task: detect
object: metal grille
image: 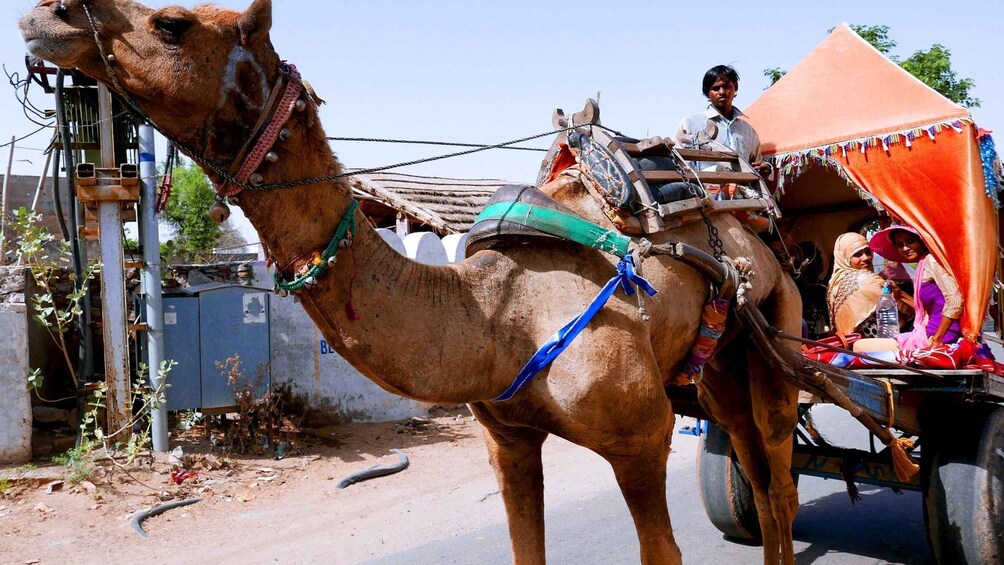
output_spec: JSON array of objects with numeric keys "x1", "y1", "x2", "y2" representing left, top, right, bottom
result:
[{"x1": 55, "y1": 85, "x2": 138, "y2": 164}]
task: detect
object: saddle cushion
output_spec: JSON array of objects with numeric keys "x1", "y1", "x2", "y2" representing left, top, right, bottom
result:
[
  {"x1": 568, "y1": 131, "x2": 638, "y2": 213},
  {"x1": 466, "y1": 184, "x2": 581, "y2": 256}
]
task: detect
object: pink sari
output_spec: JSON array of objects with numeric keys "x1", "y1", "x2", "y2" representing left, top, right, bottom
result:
[{"x1": 897, "y1": 257, "x2": 930, "y2": 350}]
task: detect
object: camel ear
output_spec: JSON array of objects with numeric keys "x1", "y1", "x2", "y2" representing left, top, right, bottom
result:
[{"x1": 238, "y1": 0, "x2": 272, "y2": 45}]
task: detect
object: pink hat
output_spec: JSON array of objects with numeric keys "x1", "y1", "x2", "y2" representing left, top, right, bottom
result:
[{"x1": 869, "y1": 225, "x2": 921, "y2": 263}]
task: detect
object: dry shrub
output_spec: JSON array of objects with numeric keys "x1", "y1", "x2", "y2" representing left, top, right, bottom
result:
[{"x1": 215, "y1": 355, "x2": 293, "y2": 455}]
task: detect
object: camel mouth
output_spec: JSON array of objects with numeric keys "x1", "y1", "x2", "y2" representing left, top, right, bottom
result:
[
  {"x1": 19, "y1": 9, "x2": 91, "y2": 68},
  {"x1": 22, "y1": 33, "x2": 91, "y2": 68}
]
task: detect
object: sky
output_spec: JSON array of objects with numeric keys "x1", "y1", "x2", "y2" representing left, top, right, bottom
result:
[{"x1": 3, "y1": 0, "x2": 1003, "y2": 241}]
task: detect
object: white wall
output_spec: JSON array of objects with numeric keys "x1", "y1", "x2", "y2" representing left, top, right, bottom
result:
[
  {"x1": 260, "y1": 230, "x2": 464, "y2": 423},
  {"x1": 0, "y1": 300, "x2": 33, "y2": 464}
]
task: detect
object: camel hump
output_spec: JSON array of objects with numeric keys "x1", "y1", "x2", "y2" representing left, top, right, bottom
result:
[{"x1": 466, "y1": 185, "x2": 585, "y2": 257}]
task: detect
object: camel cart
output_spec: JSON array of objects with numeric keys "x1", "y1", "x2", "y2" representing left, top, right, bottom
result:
[
  {"x1": 668, "y1": 25, "x2": 1004, "y2": 565},
  {"x1": 674, "y1": 305, "x2": 1004, "y2": 565},
  {"x1": 517, "y1": 89, "x2": 1002, "y2": 562}
]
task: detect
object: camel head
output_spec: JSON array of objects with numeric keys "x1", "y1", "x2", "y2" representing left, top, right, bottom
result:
[{"x1": 20, "y1": 0, "x2": 284, "y2": 162}]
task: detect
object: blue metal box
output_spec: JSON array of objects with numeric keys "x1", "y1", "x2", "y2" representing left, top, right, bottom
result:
[{"x1": 161, "y1": 283, "x2": 271, "y2": 411}]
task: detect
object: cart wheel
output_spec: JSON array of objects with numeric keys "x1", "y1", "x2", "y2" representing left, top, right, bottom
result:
[
  {"x1": 923, "y1": 406, "x2": 1004, "y2": 565},
  {"x1": 697, "y1": 421, "x2": 762, "y2": 543}
]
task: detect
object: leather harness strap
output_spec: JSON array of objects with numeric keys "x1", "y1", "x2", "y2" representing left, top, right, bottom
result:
[
  {"x1": 223, "y1": 74, "x2": 288, "y2": 179},
  {"x1": 220, "y1": 66, "x2": 304, "y2": 197}
]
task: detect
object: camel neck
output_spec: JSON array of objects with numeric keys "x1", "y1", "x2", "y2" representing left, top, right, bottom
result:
[{"x1": 234, "y1": 108, "x2": 514, "y2": 403}]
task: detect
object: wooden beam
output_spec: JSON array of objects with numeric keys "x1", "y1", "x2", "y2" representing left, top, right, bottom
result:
[
  {"x1": 77, "y1": 183, "x2": 141, "y2": 203},
  {"x1": 676, "y1": 148, "x2": 740, "y2": 162},
  {"x1": 618, "y1": 136, "x2": 674, "y2": 157},
  {"x1": 644, "y1": 170, "x2": 761, "y2": 185}
]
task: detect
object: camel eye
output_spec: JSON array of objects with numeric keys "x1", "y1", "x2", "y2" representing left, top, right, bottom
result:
[{"x1": 153, "y1": 17, "x2": 193, "y2": 42}]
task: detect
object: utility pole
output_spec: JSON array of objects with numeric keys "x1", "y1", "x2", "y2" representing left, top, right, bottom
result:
[
  {"x1": 29, "y1": 150, "x2": 53, "y2": 212},
  {"x1": 138, "y1": 122, "x2": 167, "y2": 451},
  {"x1": 0, "y1": 136, "x2": 15, "y2": 266},
  {"x1": 96, "y1": 85, "x2": 132, "y2": 436}
]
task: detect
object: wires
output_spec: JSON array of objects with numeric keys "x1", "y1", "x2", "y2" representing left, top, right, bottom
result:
[
  {"x1": 328, "y1": 136, "x2": 547, "y2": 153},
  {"x1": 5, "y1": 60, "x2": 55, "y2": 128},
  {"x1": 0, "y1": 124, "x2": 53, "y2": 149}
]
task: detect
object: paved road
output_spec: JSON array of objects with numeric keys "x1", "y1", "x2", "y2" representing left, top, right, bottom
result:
[{"x1": 360, "y1": 405, "x2": 933, "y2": 565}]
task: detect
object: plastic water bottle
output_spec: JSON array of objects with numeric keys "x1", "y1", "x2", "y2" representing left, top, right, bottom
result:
[{"x1": 875, "y1": 282, "x2": 900, "y2": 339}]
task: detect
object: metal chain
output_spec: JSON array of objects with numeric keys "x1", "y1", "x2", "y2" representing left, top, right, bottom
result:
[
  {"x1": 669, "y1": 142, "x2": 724, "y2": 261},
  {"x1": 700, "y1": 208, "x2": 725, "y2": 261}
]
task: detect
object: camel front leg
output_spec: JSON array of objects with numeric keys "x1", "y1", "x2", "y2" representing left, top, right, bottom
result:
[
  {"x1": 471, "y1": 404, "x2": 549, "y2": 565},
  {"x1": 593, "y1": 365, "x2": 682, "y2": 565},
  {"x1": 605, "y1": 444, "x2": 683, "y2": 565}
]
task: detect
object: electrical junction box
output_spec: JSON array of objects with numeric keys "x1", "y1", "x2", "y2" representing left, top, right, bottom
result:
[{"x1": 162, "y1": 283, "x2": 271, "y2": 411}]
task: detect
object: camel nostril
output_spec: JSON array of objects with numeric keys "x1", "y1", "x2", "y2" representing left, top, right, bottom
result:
[{"x1": 53, "y1": 2, "x2": 68, "y2": 18}]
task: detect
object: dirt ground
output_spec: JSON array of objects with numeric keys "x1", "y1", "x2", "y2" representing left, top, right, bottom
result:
[{"x1": 0, "y1": 406, "x2": 634, "y2": 565}]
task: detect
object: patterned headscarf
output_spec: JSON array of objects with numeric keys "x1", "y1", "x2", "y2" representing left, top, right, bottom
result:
[{"x1": 827, "y1": 233, "x2": 886, "y2": 335}]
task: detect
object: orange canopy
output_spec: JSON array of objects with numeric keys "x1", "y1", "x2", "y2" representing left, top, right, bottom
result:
[{"x1": 745, "y1": 24, "x2": 997, "y2": 338}]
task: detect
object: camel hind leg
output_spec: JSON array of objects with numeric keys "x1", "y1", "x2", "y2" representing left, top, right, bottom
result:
[
  {"x1": 700, "y1": 359, "x2": 785, "y2": 563},
  {"x1": 746, "y1": 276, "x2": 802, "y2": 564},
  {"x1": 701, "y1": 276, "x2": 801, "y2": 565},
  {"x1": 743, "y1": 346, "x2": 800, "y2": 565}
]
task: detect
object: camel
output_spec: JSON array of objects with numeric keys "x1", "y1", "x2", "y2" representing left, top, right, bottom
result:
[{"x1": 19, "y1": 1, "x2": 803, "y2": 563}]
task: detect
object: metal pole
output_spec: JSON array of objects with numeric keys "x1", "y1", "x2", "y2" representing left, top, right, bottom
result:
[
  {"x1": 55, "y1": 69, "x2": 93, "y2": 449},
  {"x1": 97, "y1": 84, "x2": 131, "y2": 436},
  {"x1": 138, "y1": 122, "x2": 167, "y2": 451},
  {"x1": 0, "y1": 136, "x2": 16, "y2": 266},
  {"x1": 30, "y1": 150, "x2": 53, "y2": 212},
  {"x1": 16, "y1": 150, "x2": 54, "y2": 267}
]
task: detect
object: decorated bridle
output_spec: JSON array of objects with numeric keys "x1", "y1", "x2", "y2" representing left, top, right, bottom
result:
[
  {"x1": 80, "y1": 3, "x2": 360, "y2": 297},
  {"x1": 82, "y1": 3, "x2": 310, "y2": 197}
]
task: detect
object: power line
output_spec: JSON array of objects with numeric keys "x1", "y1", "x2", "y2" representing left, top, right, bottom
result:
[
  {"x1": 0, "y1": 124, "x2": 53, "y2": 149},
  {"x1": 329, "y1": 135, "x2": 546, "y2": 152}
]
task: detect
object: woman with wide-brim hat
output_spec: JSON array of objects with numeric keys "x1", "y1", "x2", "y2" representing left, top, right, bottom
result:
[
  {"x1": 869, "y1": 225, "x2": 964, "y2": 349},
  {"x1": 827, "y1": 232, "x2": 912, "y2": 338}
]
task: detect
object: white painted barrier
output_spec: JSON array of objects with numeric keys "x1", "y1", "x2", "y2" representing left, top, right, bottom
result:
[
  {"x1": 376, "y1": 228, "x2": 407, "y2": 256},
  {"x1": 0, "y1": 301, "x2": 33, "y2": 464},
  {"x1": 442, "y1": 233, "x2": 468, "y2": 263},
  {"x1": 404, "y1": 232, "x2": 449, "y2": 265}
]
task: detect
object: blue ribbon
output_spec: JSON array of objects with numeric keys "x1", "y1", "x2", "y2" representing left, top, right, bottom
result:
[{"x1": 494, "y1": 255, "x2": 657, "y2": 401}]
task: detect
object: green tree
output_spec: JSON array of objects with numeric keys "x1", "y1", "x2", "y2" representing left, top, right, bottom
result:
[
  {"x1": 763, "y1": 67, "x2": 787, "y2": 85},
  {"x1": 900, "y1": 44, "x2": 980, "y2": 107},
  {"x1": 160, "y1": 160, "x2": 222, "y2": 255},
  {"x1": 764, "y1": 24, "x2": 980, "y2": 108},
  {"x1": 850, "y1": 24, "x2": 896, "y2": 55}
]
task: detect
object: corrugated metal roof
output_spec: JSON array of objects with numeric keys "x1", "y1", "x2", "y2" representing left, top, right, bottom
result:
[{"x1": 349, "y1": 171, "x2": 511, "y2": 234}]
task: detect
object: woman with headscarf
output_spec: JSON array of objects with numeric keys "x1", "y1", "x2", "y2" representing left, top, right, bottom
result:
[
  {"x1": 870, "y1": 225, "x2": 964, "y2": 349},
  {"x1": 827, "y1": 232, "x2": 911, "y2": 337}
]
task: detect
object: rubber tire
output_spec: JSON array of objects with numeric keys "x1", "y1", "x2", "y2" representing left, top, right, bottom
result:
[
  {"x1": 923, "y1": 406, "x2": 1004, "y2": 565},
  {"x1": 697, "y1": 422, "x2": 763, "y2": 544}
]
